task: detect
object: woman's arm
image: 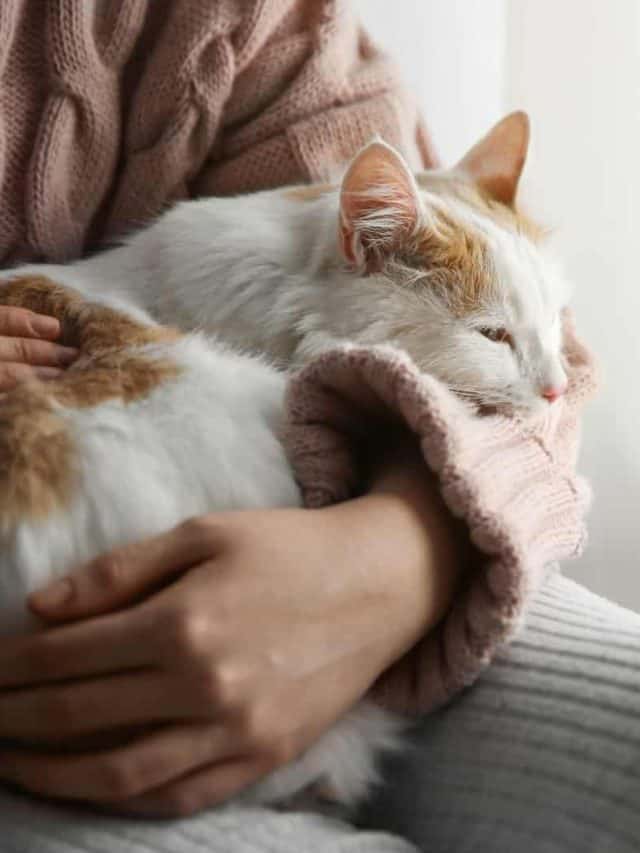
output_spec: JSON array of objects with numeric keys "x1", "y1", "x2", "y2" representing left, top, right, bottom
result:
[
  {"x1": 285, "y1": 321, "x2": 596, "y2": 712},
  {"x1": 0, "y1": 443, "x2": 461, "y2": 817}
]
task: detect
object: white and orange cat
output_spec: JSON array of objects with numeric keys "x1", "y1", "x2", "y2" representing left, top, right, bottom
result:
[{"x1": 0, "y1": 112, "x2": 570, "y2": 808}]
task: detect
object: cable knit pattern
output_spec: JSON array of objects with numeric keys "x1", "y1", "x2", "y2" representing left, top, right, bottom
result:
[
  {"x1": 0, "y1": 0, "x2": 436, "y2": 264},
  {"x1": 284, "y1": 314, "x2": 598, "y2": 713}
]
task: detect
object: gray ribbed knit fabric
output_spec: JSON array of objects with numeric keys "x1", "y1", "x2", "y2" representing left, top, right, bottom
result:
[
  {"x1": 360, "y1": 571, "x2": 640, "y2": 852},
  {"x1": 0, "y1": 795, "x2": 418, "y2": 853},
  {"x1": 0, "y1": 572, "x2": 638, "y2": 852}
]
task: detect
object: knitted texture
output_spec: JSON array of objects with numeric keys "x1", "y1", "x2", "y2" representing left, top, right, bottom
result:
[
  {"x1": 284, "y1": 313, "x2": 598, "y2": 713},
  {"x1": 0, "y1": 576, "x2": 638, "y2": 852},
  {"x1": 0, "y1": 0, "x2": 436, "y2": 264}
]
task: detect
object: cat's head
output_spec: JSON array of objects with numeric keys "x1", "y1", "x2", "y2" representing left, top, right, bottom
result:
[{"x1": 335, "y1": 112, "x2": 569, "y2": 415}]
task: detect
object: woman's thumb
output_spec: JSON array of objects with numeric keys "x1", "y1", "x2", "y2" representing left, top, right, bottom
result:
[{"x1": 28, "y1": 516, "x2": 219, "y2": 623}]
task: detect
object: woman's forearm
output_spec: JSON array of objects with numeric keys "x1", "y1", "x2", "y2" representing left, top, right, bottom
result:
[{"x1": 321, "y1": 434, "x2": 466, "y2": 671}]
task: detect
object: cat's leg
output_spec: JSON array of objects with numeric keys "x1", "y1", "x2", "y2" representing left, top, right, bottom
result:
[{"x1": 239, "y1": 701, "x2": 406, "y2": 811}]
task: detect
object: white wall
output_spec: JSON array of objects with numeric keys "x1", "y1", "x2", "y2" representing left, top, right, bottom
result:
[
  {"x1": 353, "y1": 0, "x2": 507, "y2": 163},
  {"x1": 506, "y1": 0, "x2": 640, "y2": 609},
  {"x1": 355, "y1": 1, "x2": 640, "y2": 609}
]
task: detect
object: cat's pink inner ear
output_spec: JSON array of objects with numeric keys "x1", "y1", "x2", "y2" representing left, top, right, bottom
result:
[
  {"x1": 456, "y1": 111, "x2": 530, "y2": 207},
  {"x1": 339, "y1": 140, "x2": 421, "y2": 271}
]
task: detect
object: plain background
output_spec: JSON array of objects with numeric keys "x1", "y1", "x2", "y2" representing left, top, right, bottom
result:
[{"x1": 354, "y1": 0, "x2": 640, "y2": 610}]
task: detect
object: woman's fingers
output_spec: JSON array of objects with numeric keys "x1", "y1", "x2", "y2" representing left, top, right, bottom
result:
[
  {"x1": 0, "y1": 672, "x2": 189, "y2": 742},
  {"x1": 0, "y1": 723, "x2": 238, "y2": 803},
  {"x1": 30, "y1": 517, "x2": 222, "y2": 623},
  {"x1": 110, "y1": 757, "x2": 265, "y2": 817},
  {"x1": 0, "y1": 335, "x2": 77, "y2": 368},
  {"x1": 0, "y1": 306, "x2": 75, "y2": 389},
  {"x1": 0, "y1": 306, "x2": 61, "y2": 340},
  {"x1": 0, "y1": 362, "x2": 63, "y2": 391},
  {"x1": 0, "y1": 609, "x2": 155, "y2": 688}
]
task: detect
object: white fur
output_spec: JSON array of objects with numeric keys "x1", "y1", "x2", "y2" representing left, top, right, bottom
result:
[
  {"x1": 0, "y1": 138, "x2": 569, "y2": 809},
  {"x1": 0, "y1": 328, "x2": 400, "y2": 809},
  {"x1": 0, "y1": 337, "x2": 299, "y2": 633},
  {"x1": 3, "y1": 157, "x2": 569, "y2": 411}
]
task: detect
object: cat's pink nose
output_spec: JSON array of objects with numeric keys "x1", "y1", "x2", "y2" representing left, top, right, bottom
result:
[{"x1": 541, "y1": 383, "x2": 567, "y2": 403}]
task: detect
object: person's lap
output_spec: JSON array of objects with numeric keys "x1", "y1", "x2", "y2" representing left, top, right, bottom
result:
[
  {"x1": 0, "y1": 789, "x2": 418, "y2": 853},
  {"x1": 2, "y1": 571, "x2": 639, "y2": 853},
  {"x1": 360, "y1": 571, "x2": 640, "y2": 853}
]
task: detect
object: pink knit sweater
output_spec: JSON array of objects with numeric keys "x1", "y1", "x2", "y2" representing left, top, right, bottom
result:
[
  {"x1": 0, "y1": 0, "x2": 596, "y2": 713},
  {"x1": 0, "y1": 0, "x2": 434, "y2": 263},
  {"x1": 286, "y1": 313, "x2": 596, "y2": 711}
]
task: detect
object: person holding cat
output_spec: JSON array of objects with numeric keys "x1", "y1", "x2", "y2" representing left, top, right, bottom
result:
[{"x1": 0, "y1": 3, "x2": 636, "y2": 853}]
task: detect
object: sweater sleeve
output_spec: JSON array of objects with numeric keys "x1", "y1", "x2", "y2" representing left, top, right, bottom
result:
[
  {"x1": 283, "y1": 312, "x2": 597, "y2": 713},
  {"x1": 193, "y1": 0, "x2": 439, "y2": 198}
]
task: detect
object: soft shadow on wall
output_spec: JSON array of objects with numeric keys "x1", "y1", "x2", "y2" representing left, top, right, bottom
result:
[{"x1": 355, "y1": 0, "x2": 640, "y2": 611}]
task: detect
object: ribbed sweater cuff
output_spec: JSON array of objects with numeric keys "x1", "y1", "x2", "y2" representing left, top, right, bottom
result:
[{"x1": 284, "y1": 343, "x2": 591, "y2": 713}]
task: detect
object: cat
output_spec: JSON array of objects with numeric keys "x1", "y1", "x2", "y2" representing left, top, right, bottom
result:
[{"x1": 0, "y1": 111, "x2": 570, "y2": 809}]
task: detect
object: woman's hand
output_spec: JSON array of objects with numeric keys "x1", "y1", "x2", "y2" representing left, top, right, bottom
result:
[
  {"x1": 0, "y1": 305, "x2": 77, "y2": 390},
  {"x1": 0, "y1": 444, "x2": 462, "y2": 817}
]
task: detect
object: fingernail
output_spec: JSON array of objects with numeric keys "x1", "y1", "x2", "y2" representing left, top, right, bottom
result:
[
  {"x1": 58, "y1": 347, "x2": 79, "y2": 365},
  {"x1": 31, "y1": 315, "x2": 60, "y2": 338},
  {"x1": 30, "y1": 577, "x2": 73, "y2": 611},
  {"x1": 34, "y1": 366, "x2": 63, "y2": 380}
]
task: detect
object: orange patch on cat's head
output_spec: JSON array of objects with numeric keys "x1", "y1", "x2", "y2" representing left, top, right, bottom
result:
[
  {"x1": 403, "y1": 170, "x2": 547, "y2": 317},
  {"x1": 416, "y1": 170, "x2": 545, "y2": 244},
  {"x1": 0, "y1": 276, "x2": 181, "y2": 523},
  {"x1": 398, "y1": 203, "x2": 497, "y2": 317}
]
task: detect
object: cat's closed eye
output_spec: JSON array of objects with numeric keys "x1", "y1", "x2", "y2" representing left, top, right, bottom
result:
[{"x1": 478, "y1": 327, "x2": 514, "y2": 349}]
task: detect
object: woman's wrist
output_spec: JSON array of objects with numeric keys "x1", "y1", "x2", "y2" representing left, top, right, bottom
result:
[{"x1": 321, "y1": 435, "x2": 466, "y2": 672}]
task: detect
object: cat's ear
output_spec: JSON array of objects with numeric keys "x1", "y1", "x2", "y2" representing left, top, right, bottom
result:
[
  {"x1": 339, "y1": 139, "x2": 422, "y2": 272},
  {"x1": 455, "y1": 111, "x2": 530, "y2": 207}
]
